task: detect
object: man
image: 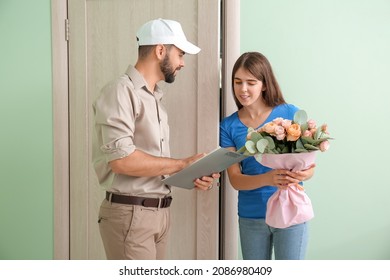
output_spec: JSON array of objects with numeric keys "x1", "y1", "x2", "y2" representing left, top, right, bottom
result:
[{"x1": 92, "y1": 18, "x2": 219, "y2": 260}]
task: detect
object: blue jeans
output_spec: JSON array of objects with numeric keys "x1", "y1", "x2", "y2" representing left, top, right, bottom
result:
[{"x1": 239, "y1": 217, "x2": 308, "y2": 260}]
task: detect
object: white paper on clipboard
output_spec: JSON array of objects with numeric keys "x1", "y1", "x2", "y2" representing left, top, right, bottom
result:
[{"x1": 162, "y1": 147, "x2": 248, "y2": 189}]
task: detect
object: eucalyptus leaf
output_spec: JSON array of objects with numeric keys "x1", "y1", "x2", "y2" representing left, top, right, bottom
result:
[
  {"x1": 250, "y1": 132, "x2": 264, "y2": 143},
  {"x1": 293, "y1": 110, "x2": 308, "y2": 125},
  {"x1": 256, "y1": 139, "x2": 269, "y2": 153},
  {"x1": 236, "y1": 145, "x2": 247, "y2": 154},
  {"x1": 264, "y1": 136, "x2": 275, "y2": 149},
  {"x1": 254, "y1": 153, "x2": 263, "y2": 163},
  {"x1": 245, "y1": 140, "x2": 257, "y2": 154}
]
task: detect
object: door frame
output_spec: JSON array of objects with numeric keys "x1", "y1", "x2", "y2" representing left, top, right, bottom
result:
[
  {"x1": 51, "y1": 0, "x2": 70, "y2": 260},
  {"x1": 220, "y1": 0, "x2": 240, "y2": 260},
  {"x1": 51, "y1": 0, "x2": 240, "y2": 260}
]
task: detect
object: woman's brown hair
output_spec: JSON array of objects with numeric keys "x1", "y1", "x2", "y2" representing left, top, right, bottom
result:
[{"x1": 231, "y1": 52, "x2": 286, "y2": 109}]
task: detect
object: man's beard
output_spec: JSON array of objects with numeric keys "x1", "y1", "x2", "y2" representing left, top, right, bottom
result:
[{"x1": 160, "y1": 54, "x2": 176, "y2": 83}]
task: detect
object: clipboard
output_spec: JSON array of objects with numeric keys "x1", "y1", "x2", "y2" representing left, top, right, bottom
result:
[{"x1": 162, "y1": 147, "x2": 248, "y2": 189}]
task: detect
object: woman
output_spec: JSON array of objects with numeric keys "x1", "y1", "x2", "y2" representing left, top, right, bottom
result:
[{"x1": 220, "y1": 52, "x2": 315, "y2": 260}]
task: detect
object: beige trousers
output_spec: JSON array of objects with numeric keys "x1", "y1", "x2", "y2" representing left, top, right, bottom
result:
[{"x1": 98, "y1": 199, "x2": 171, "y2": 260}]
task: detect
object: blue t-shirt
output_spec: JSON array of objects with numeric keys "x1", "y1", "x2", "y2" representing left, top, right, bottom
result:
[{"x1": 220, "y1": 103, "x2": 299, "y2": 219}]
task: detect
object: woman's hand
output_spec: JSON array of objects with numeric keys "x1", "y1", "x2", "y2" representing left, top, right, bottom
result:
[
  {"x1": 286, "y1": 164, "x2": 316, "y2": 182},
  {"x1": 267, "y1": 169, "x2": 300, "y2": 190}
]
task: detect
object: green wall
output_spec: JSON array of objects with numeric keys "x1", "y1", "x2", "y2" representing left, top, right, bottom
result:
[
  {"x1": 0, "y1": 0, "x2": 53, "y2": 259},
  {"x1": 240, "y1": 0, "x2": 390, "y2": 259}
]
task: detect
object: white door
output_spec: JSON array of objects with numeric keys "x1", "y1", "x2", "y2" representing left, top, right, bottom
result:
[{"x1": 67, "y1": 0, "x2": 220, "y2": 259}]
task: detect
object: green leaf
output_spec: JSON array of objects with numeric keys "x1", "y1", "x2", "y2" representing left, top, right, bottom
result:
[
  {"x1": 248, "y1": 127, "x2": 256, "y2": 133},
  {"x1": 314, "y1": 127, "x2": 322, "y2": 140},
  {"x1": 250, "y1": 132, "x2": 264, "y2": 143},
  {"x1": 304, "y1": 143, "x2": 320, "y2": 150},
  {"x1": 254, "y1": 153, "x2": 263, "y2": 163},
  {"x1": 256, "y1": 139, "x2": 269, "y2": 153},
  {"x1": 300, "y1": 123, "x2": 308, "y2": 132},
  {"x1": 281, "y1": 146, "x2": 290, "y2": 153},
  {"x1": 301, "y1": 136, "x2": 317, "y2": 145},
  {"x1": 303, "y1": 137, "x2": 331, "y2": 146},
  {"x1": 236, "y1": 146, "x2": 247, "y2": 154},
  {"x1": 296, "y1": 138, "x2": 305, "y2": 149},
  {"x1": 245, "y1": 140, "x2": 257, "y2": 154},
  {"x1": 295, "y1": 148, "x2": 309, "y2": 153},
  {"x1": 264, "y1": 136, "x2": 276, "y2": 149},
  {"x1": 294, "y1": 110, "x2": 308, "y2": 125}
]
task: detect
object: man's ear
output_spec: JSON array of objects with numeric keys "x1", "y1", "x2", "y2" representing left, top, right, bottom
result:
[{"x1": 155, "y1": 44, "x2": 165, "y2": 60}]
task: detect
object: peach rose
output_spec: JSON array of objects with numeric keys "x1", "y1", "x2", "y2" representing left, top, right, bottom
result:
[
  {"x1": 262, "y1": 122, "x2": 277, "y2": 134},
  {"x1": 286, "y1": 124, "x2": 301, "y2": 141},
  {"x1": 281, "y1": 119, "x2": 292, "y2": 129}
]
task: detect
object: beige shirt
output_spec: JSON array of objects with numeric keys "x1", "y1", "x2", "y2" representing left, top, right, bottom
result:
[{"x1": 92, "y1": 65, "x2": 171, "y2": 197}]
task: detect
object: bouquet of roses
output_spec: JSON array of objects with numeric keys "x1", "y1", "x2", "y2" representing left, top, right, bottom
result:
[{"x1": 237, "y1": 110, "x2": 332, "y2": 228}]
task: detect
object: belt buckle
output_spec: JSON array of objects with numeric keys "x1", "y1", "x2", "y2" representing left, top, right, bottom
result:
[
  {"x1": 161, "y1": 197, "x2": 171, "y2": 208},
  {"x1": 160, "y1": 197, "x2": 169, "y2": 208}
]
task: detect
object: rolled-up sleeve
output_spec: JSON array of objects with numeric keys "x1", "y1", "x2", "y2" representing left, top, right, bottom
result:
[{"x1": 94, "y1": 78, "x2": 139, "y2": 163}]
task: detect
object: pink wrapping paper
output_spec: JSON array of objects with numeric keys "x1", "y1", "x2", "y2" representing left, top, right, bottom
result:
[{"x1": 261, "y1": 152, "x2": 316, "y2": 228}]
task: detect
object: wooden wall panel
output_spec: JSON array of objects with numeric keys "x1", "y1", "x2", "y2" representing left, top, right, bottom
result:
[{"x1": 67, "y1": 0, "x2": 220, "y2": 259}]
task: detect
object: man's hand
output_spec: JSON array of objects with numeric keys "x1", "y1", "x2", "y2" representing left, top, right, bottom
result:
[{"x1": 194, "y1": 173, "x2": 221, "y2": 191}]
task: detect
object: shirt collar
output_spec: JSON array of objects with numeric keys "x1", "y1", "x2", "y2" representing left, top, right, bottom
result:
[{"x1": 125, "y1": 65, "x2": 164, "y2": 100}]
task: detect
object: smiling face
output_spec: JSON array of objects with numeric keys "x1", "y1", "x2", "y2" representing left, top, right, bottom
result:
[
  {"x1": 233, "y1": 67, "x2": 265, "y2": 108},
  {"x1": 231, "y1": 52, "x2": 286, "y2": 110}
]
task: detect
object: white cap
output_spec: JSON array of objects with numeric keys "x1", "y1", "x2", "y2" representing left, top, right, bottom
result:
[{"x1": 136, "y1": 18, "x2": 201, "y2": 54}]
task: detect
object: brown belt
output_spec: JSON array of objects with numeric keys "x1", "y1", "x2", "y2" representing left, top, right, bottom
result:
[{"x1": 106, "y1": 192, "x2": 172, "y2": 208}]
